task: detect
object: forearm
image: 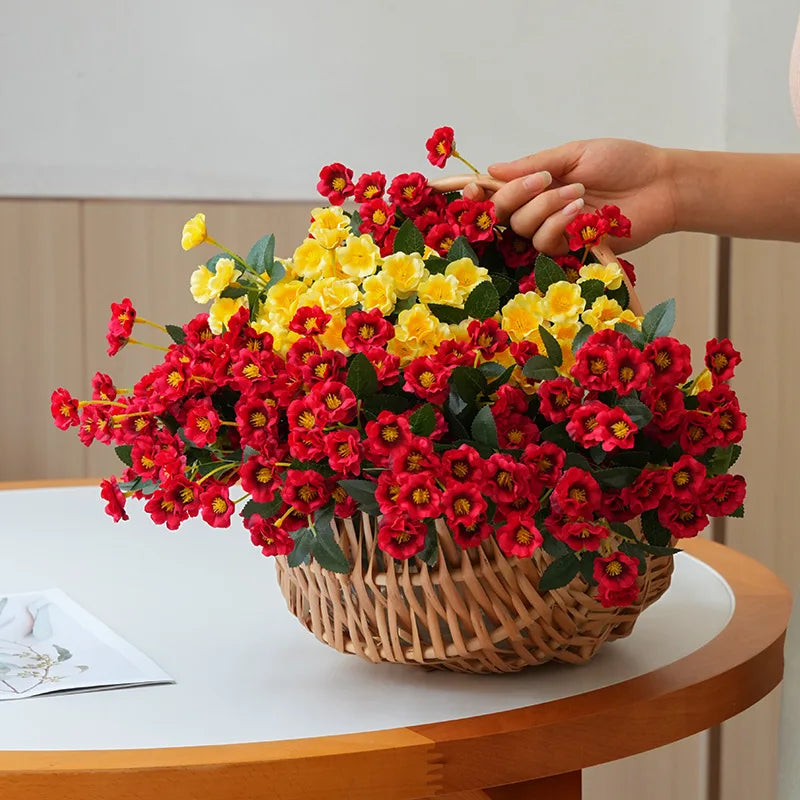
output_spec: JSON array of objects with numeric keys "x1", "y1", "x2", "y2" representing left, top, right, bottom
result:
[{"x1": 667, "y1": 149, "x2": 800, "y2": 241}]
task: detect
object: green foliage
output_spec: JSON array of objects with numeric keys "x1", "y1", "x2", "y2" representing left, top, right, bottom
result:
[
  {"x1": 571, "y1": 324, "x2": 594, "y2": 354},
  {"x1": 339, "y1": 479, "x2": 380, "y2": 515},
  {"x1": 618, "y1": 393, "x2": 653, "y2": 428},
  {"x1": 729, "y1": 504, "x2": 745, "y2": 518},
  {"x1": 615, "y1": 322, "x2": 646, "y2": 349},
  {"x1": 349, "y1": 210, "x2": 363, "y2": 234},
  {"x1": 641, "y1": 509, "x2": 672, "y2": 547},
  {"x1": 409, "y1": 404, "x2": 437, "y2": 436},
  {"x1": 346, "y1": 353, "x2": 378, "y2": 399},
  {"x1": 579, "y1": 279, "x2": 605, "y2": 307},
  {"x1": 471, "y1": 405, "x2": 498, "y2": 449},
  {"x1": 242, "y1": 496, "x2": 283, "y2": 519},
  {"x1": 447, "y1": 236, "x2": 479, "y2": 264},
  {"x1": 247, "y1": 233, "x2": 275, "y2": 275},
  {"x1": 288, "y1": 529, "x2": 314, "y2": 567},
  {"x1": 464, "y1": 281, "x2": 500, "y2": 320},
  {"x1": 419, "y1": 522, "x2": 440, "y2": 566},
  {"x1": 165, "y1": 324, "x2": 186, "y2": 344},
  {"x1": 607, "y1": 281, "x2": 629, "y2": 309},
  {"x1": 522, "y1": 355, "x2": 558, "y2": 382},
  {"x1": 114, "y1": 445, "x2": 133, "y2": 468},
  {"x1": 490, "y1": 273, "x2": 513, "y2": 297},
  {"x1": 538, "y1": 554, "x2": 580, "y2": 591},
  {"x1": 450, "y1": 365, "x2": 487, "y2": 405},
  {"x1": 538, "y1": 324, "x2": 563, "y2": 366},
  {"x1": 642, "y1": 298, "x2": 676, "y2": 342},
  {"x1": 594, "y1": 467, "x2": 640, "y2": 489},
  {"x1": 428, "y1": 304, "x2": 468, "y2": 324},
  {"x1": 425, "y1": 256, "x2": 449, "y2": 275},
  {"x1": 534, "y1": 254, "x2": 567, "y2": 293},
  {"x1": 394, "y1": 219, "x2": 425, "y2": 255}
]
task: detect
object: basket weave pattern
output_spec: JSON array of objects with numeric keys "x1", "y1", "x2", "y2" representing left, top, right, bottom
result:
[{"x1": 275, "y1": 514, "x2": 674, "y2": 674}]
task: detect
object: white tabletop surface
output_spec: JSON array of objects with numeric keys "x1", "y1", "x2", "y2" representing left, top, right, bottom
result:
[{"x1": 0, "y1": 486, "x2": 734, "y2": 751}]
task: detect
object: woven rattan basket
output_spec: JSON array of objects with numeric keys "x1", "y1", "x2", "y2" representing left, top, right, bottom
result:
[
  {"x1": 275, "y1": 514, "x2": 674, "y2": 673},
  {"x1": 276, "y1": 178, "x2": 670, "y2": 673}
]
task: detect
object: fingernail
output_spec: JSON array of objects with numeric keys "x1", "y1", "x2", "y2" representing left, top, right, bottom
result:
[
  {"x1": 562, "y1": 198, "x2": 585, "y2": 216},
  {"x1": 522, "y1": 171, "x2": 552, "y2": 191},
  {"x1": 464, "y1": 181, "x2": 478, "y2": 197},
  {"x1": 558, "y1": 183, "x2": 585, "y2": 199}
]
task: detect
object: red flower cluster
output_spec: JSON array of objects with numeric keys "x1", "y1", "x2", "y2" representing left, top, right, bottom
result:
[{"x1": 565, "y1": 205, "x2": 631, "y2": 252}]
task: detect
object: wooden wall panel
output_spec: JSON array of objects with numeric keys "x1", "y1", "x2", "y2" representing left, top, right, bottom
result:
[
  {"x1": 584, "y1": 232, "x2": 718, "y2": 800},
  {"x1": 80, "y1": 201, "x2": 311, "y2": 477},
  {"x1": 0, "y1": 200, "x2": 86, "y2": 481},
  {"x1": 721, "y1": 239, "x2": 800, "y2": 800}
]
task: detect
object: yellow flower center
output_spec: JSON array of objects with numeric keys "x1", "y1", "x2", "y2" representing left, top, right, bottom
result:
[
  {"x1": 332, "y1": 177, "x2": 346, "y2": 191},
  {"x1": 568, "y1": 487, "x2": 587, "y2": 502},
  {"x1": 678, "y1": 509, "x2": 695, "y2": 522},
  {"x1": 161, "y1": 500, "x2": 175, "y2": 512},
  {"x1": 688, "y1": 425, "x2": 704, "y2": 442},
  {"x1": 476, "y1": 212, "x2": 493, "y2": 231},
  {"x1": 298, "y1": 410, "x2": 316, "y2": 429},
  {"x1": 581, "y1": 225, "x2": 598, "y2": 242},
  {"x1": 515, "y1": 527, "x2": 534, "y2": 545},
  {"x1": 719, "y1": 412, "x2": 733, "y2": 431},
  {"x1": 372, "y1": 209, "x2": 387, "y2": 225},
  {"x1": 363, "y1": 185, "x2": 379, "y2": 198},
  {"x1": 135, "y1": 418, "x2": 149, "y2": 432},
  {"x1": 452, "y1": 461, "x2": 469, "y2": 479},
  {"x1": 381, "y1": 425, "x2": 399, "y2": 443},
  {"x1": 585, "y1": 416, "x2": 598, "y2": 431},
  {"x1": 358, "y1": 324, "x2": 376, "y2": 339},
  {"x1": 436, "y1": 142, "x2": 447, "y2": 155},
  {"x1": 655, "y1": 399, "x2": 667, "y2": 414},
  {"x1": 402, "y1": 186, "x2": 417, "y2": 200},
  {"x1": 605, "y1": 561, "x2": 623, "y2": 577},
  {"x1": 247, "y1": 339, "x2": 262, "y2": 351},
  {"x1": 412, "y1": 487, "x2": 431, "y2": 505},
  {"x1": 406, "y1": 453, "x2": 423, "y2": 472},
  {"x1": 555, "y1": 391, "x2": 569, "y2": 408},
  {"x1": 196, "y1": 417, "x2": 211, "y2": 433},
  {"x1": 256, "y1": 467, "x2": 273, "y2": 483},
  {"x1": 179, "y1": 487, "x2": 195, "y2": 504},
  {"x1": 419, "y1": 371, "x2": 436, "y2": 388},
  {"x1": 167, "y1": 371, "x2": 183, "y2": 388},
  {"x1": 305, "y1": 318, "x2": 319, "y2": 331},
  {"x1": 140, "y1": 455, "x2": 155, "y2": 469},
  {"x1": 250, "y1": 411, "x2": 267, "y2": 428},
  {"x1": 314, "y1": 363, "x2": 329, "y2": 379},
  {"x1": 537, "y1": 457, "x2": 552, "y2": 471},
  {"x1": 439, "y1": 237, "x2": 454, "y2": 252},
  {"x1": 610, "y1": 420, "x2": 630, "y2": 439},
  {"x1": 711, "y1": 353, "x2": 728, "y2": 371},
  {"x1": 242, "y1": 363, "x2": 261, "y2": 380},
  {"x1": 332, "y1": 486, "x2": 347, "y2": 502},
  {"x1": 589, "y1": 358, "x2": 607, "y2": 375},
  {"x1": 654, "y1": 352, "x2": 671, "y2": 370},
  {"x1": 674, "y1": 470, "x2": 690, "y2": 486},
  {"x1": 212, "y1": 497, "x2": 227, "y2": 513},
  {"x1": 337, "y1": 442, "x2": 352, "y2": 457},
  {"x1": 394, "y1": 531, "x2": 412, "y2": 543},
  {"x1": 453, "y1": 498, "x2": 471, "y2": 516},
  {"x1": 325, "y1": 394, "x2": 342, "y2": 410},
  {"x1": 298, "y1": 485, "x2": 318, "y2": 503},
  {"x1": 619, "y1": 366, "x2": 634, "y2": 383},
  {"x1": 59, "y1": 403, "x2": 72, "y2": 417},
  {"x1": 507, "y1": 429, "x2": 524, "y2": 445},
  {"x1": 496, "y1": 471, "x2": 513, "y2": 489}
]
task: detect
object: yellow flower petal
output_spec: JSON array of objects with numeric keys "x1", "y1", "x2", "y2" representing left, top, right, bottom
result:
[{"x1": 181, "y1": 213, "x2": 207, "y2": 251}]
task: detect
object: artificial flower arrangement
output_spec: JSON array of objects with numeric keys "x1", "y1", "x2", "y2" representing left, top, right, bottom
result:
[{"x1": 51, "y1": 127, "x2": 746, "y2": 651}]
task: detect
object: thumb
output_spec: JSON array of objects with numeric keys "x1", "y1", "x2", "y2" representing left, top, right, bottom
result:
[{"x1": 489, "y1": 141, "x2": 584, "y2": 182}]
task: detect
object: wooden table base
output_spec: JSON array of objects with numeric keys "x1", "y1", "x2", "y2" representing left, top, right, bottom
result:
[{"x1": 429, "y1": 771, "x2": 582, "y2": 800}]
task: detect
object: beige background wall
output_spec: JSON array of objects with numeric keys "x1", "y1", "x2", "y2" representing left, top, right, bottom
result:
[{"x1": 1, "y1": 199, "x2": 794, "y2": 800}]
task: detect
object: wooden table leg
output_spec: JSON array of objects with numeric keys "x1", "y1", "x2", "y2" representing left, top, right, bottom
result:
[{"x1": 425, "y1": 770, "x2": 582, "y2": 800}]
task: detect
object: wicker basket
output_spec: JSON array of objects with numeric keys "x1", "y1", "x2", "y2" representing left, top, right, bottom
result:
[{"x1": 275, "y1": 514, "x2": 674, "y2": 674}]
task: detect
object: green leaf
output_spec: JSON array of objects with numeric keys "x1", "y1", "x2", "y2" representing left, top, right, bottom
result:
[
  {"x1": 247, "y1": 233, "x2": 275, "y2": 274},
  {"x1": 287, "y1": 529, "x2": 313, "y2": 567},
  {"x1": 534, "y1": 254, "x2": 567, "y2": 293},
  {"x1": 729, "y1": 504, "x2": 745, "y2": 518},
  {"x1": 393, "y1": 293, "x2": 418, "y2": 314},
  {"x1": 490, "y1": 273, "x2": 513, "y2": 296},
  {"x1": 339, "y1": 479, "x2": 380, "y2": 515},
  {"x1": 594, "y1": 467, "x2": 640, "y2": 489},
  {"x1": 538, "y1": 554, "x2": 580, "y2": 591},
  {"x1": 450, "y1": 365, "x2": 487, "y2": 405},
  {"x1": 540, "y1": 421, "x2": 575, "y2": 451},
  {"x1": 613, "y1": 450, "x2": 650, "y2": 469},
  {"x1": 642, "y1": 298, "x2": 676, "y2": 342},
  {"x1": 464, "y1": 281, "x2": 500, "y2": 321},
  {"x1": 471, "y1": 405, "x2": 499, "y2": 449},
  {"x1": 264, "y1": 259, "x2": 286, "y2": 291},
  {"x1": 346, "y1": 353, "x2": 378, "y2": 399},
  {"x1": 590, "y1": 444, "x2": 607, "y2": 465},
  {"x1": 428, "y1": 303, "x2": 468, "y2": 324},
  {"x1": 608, "y1": 522, "x2": 637, "y2": 541},
  {"x1": 312, "y1": 528, "x2": 350, "y2": 574},
  {"x1": 564, "y1": 452, "x2": 592, "y2": 471},
  {"x1": 219, "y1": 286, "x2": 247, "y2": 299},
  {"x1": 394, "y1": 219, "x2": 425, "y2": 255},
  {"x1": 409, "y1": 404, "x2": 437, "y2": 436},
  {"x1": 641, "y1": 509, "x2": 672, "y2": 547},
  {"x1": 615, "y1": 322, "x2": 646, "y2": 349},
  {"x1": 478, "y1": 362, "x2": 506, "y2": 379},
  {"x1": 618, "y1": 393, "x2": 653, "y2": 428},
  {"x1": 349, "y1": 209, "x2": 363, "y2": 235},
  {"x1": 242, "y1": 497, "x2": 283, "y2": 520},
  {"x1": 580, "y1": 279, "x2": 605, "y2": 307},
  {"x1": 636, "y1": 543, "x2": 682, "y2": 556},
  {"x1": 542, "y1": 530, "x2": 570, "y2": 559},
  {"x1": 707, "y1": 444, "x2": 743, "y2": 476},
  {"x1": 206, "y1": 252, "x2": 230, "y2": 272},
  {"x1": 486, "y1": 364, "x2": 516, "y2": 392},
  {"x1": 247, "y1": 287, "x2": 262, "y2": 321},
  {"x1": 165, "y1": 324, "x2": 186, "y2": 344},
  {"x1": 418, "y1": 522, "x2": 440, "y2": 566},
  {"x1": 361, "y1": 394, "x2": 412, "y2": 417},
  {"x1": 114, "y1": 445, "x2": 133, "y2": 468},
  {"x1": 607, "y1": 281, "x2": 630, "y2": 310},
  {"x1": 578, "y1": 552, "x2": 598, "y2": 584},
  {"x1": 447, "y1": 236, "x2": 479, "y2": 264},
  {"x1": 571, "y1": 323, "x2": 594, "y2": 354},
  {"x1": 425, "y1": 256, "x2": 449, "y2": 275},
  {"x1": 538, "y1": 325, "x2": 563, "y2": 367},
  {"x1": 522, "y1": 355, "x2": 558, "y2": 382},
  {"x1": 729, "y1": 444, "x2": 743, "y2": 469}
]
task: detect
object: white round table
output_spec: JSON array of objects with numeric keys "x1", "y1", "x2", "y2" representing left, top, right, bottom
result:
[{"x1": 0, "y1": 483, "x2": 791, "y2": 800}]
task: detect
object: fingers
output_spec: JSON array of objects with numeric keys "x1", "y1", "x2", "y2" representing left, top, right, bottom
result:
[
  {"x1": 463, "y1": 181, "x2": 487, "y2": 201},
  {"x1": 508, "y1": 182, "x2": 585, "y2": 239},
  {"x1": 531, "y1": 197, "x2": 586, "y2": 255},
  {"x1": 486, "y1": 171, "x2": 552, "y2": 224},
  {"x1": 488, "y1": 141, "x2": 584, "y2": 182}
]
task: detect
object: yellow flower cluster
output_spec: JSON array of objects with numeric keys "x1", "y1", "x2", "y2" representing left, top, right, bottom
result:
[{"x1": 182, "y1": 210, "x2": 643, "y2": 372}]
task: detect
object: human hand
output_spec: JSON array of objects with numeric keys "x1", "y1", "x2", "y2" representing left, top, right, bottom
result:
[{"x1": 460, "y1": 139, "x2": 678, "y2": 255}]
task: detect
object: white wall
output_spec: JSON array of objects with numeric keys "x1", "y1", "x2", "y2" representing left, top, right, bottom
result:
[
  {"x1": 1, "y1": 0, "x2": 730, "y2": 200},
  {"x1": 725, "y1": 0, "x2": 799, "y2": 151}
]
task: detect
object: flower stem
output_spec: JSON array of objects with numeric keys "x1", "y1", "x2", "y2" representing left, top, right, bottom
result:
[
  {"x1": 128, "y1": 338, "x2": 170, "y2": 352},
  {"x1": 453, "y1": 150, "x2": 480, "y2": 175},
  {"x1": 196, "y1": 463, "x2": 237, "y2": 485},
  {"x1": 135, "y1": 317, "x2": 168, "y2": 334}
]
